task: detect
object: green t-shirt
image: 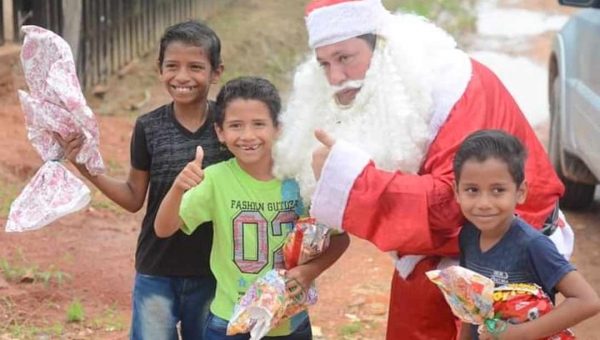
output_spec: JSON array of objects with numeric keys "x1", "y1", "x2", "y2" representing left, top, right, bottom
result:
[{"x1": 180, "y1": 158, "x2": 299, "y2": 336}]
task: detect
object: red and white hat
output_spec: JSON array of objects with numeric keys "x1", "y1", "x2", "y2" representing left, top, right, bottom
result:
[{"x1": 305, "y1": 0, "x2": 390, "y2": 49}]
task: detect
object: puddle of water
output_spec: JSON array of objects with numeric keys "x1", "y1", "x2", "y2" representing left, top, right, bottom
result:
[
  {"x1": 477, "y1": 8, "x2": 569, "y2": 37},
  {"x1": 476, "y1": 0, "x2": 569, "y2": 37},
  {"x1": 470, "y1": 51, "x2": 549, "y2": 127},
  {"x1": 467, "y1": 0, "x2": 568, "y2": 127}
]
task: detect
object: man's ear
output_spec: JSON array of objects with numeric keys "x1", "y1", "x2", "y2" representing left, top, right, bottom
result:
[
  {"x1": 453, "y1": 180, "x2": 460, "y2": 202},
  {"x1": 517, "y1": 180, "x2": 528, "y2": 205},
  {"x1": 211, "y1": 64, "x2": 225, "y2": 84}
]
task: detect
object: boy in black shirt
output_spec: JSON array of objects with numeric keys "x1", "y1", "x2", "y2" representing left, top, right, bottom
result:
[{"x1": 57, "y1": 21, "x2": 231, "y2": 339}]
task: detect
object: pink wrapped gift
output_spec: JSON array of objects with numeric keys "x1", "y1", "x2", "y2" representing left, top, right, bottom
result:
[
  {"x1": 6, "y1": 26, "x2": 104, "y2": 232},
  {"x1": 227, "y1": 269, "x2": 317, "y2": 339}
]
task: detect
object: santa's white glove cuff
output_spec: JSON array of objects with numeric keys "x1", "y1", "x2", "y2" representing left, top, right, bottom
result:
[{"x1": 310, "y1": 139, "x2": 370, "y2": 232}]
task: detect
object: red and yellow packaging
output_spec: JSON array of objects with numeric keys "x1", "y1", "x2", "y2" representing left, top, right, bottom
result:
[
  {"x1": 493, "y1": 283, "x2": 575, "y2": 339},
  {"x1": 427, "y1": 266, "x2": 576, "y2": 339}
]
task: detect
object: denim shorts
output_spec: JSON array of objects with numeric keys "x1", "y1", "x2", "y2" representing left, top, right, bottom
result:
[
  {"x1": 203, "y1": 312, "x2": 312, "y2": 340},
  {"x1": 130, "y1": 272, "x2": 216, "y2": 340}
]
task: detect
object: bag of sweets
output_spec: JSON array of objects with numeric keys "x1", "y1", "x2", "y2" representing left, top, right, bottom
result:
[{"x1": 427, "y1": 266, "x2": 575, "y2": 339}]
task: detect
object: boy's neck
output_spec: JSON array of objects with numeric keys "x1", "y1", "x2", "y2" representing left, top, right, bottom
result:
[
  {"x1": 478, "y1": 215, "x2": 515, "y2": 251},
  {"x1": 237, "y1": 157, "x2": 275, "y2": 182},
  {"x1": 173, "y1": 100, "x2": 210, "y2": 130}
]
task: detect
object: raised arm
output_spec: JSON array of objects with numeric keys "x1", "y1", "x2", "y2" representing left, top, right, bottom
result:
[
  {"x1": 310, "y1": 61, "x2": 564, "y2": 256},
  {"x1": 55, "y1": 133, "x2": 149, "y2": 213},
  {"x1": 155, "y1": 146, "x2": 205, "y2": 238},
  {"x1": 311, "y1": 134, "x2": 463, "y2": 256}
]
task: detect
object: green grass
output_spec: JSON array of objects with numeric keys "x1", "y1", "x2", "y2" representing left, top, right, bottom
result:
[
  {"x1": 66, "y1": 298, "x2": 85, "y2": 323},
  {"x1": 387, "y1": 0, "x2": 478, "y2": 39},
  {"x1": 89, "y1": 303, "x2": 126, "y2": 332},
  {"x1": 0, "y1": 249, "x2": 71, "y2": 288},
  {"x1": 338, "y1": 321, "x2": 363, "y2": 337},
  {"x1": 206, "y1": 0, "x2": 309, "y2": 95},
  {"x1": 3, "y1": 321, "x2": 65, "y2": 338}
]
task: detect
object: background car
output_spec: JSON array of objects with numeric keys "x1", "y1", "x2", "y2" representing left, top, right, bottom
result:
[{"x1": 548, "y1": 0, "x2": 600, "y2": 209}]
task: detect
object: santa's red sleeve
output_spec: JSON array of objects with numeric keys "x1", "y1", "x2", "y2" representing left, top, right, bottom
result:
[{"x1": 311, "y1": 59, "x2": 564, "y2": 256}]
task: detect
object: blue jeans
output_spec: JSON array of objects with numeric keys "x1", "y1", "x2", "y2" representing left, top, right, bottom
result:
[
  {"x1": 203, "y1": 312, "x2": 312, "y2": 340},
  {"x1": 130, "y1": 272, "x2": 216, "y2": 340}
]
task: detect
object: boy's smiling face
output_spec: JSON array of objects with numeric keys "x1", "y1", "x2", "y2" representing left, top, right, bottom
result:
[
  {"x1": 159, "y1": 41, "x2": 221, "y2": 105},
  {"x1": 216, "y1": 99, "x2": 280, "y2": 177},
  {"x1": 455, "y1": 157, "x2": 528, "y2": 235}
]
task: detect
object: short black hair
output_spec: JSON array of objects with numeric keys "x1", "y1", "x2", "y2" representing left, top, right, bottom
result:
[
  {"x1": 215, "y1": 77, "x2": 281, "y2": 128},
  {"x1": 453, "y1": 129, "x2": 528, "y2": 186},
  {"x1": 158, "y1": 20, "x2": 222, "y2": 71},
  {"x1": 357, "y1": 33, "x2": 377, "y2": 50}
]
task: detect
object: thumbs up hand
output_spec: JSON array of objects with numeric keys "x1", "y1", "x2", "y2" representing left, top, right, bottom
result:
[
  {"x1": 174, "y1": 146, "x2": 206, "y2": 191},
  {"x1": 312, "y1": 129, "x2": 337, "y2": 180}
]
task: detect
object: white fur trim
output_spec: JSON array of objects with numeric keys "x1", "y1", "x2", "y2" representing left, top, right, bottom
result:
[
  {"x1": 310, "y1": 140, "x2": 371, "y2": 232},
  {"x1": 551, "y1": 210, "x2": 575, "y2": 261},
  {"x1": 390, "y1": 253, "x2": 458, "y2": 279},
  {"x1": 306, "y1": 0, "x2": 390, "y2": 49},
  {"x1": 437, "y1": 257, "x2": 459, "y2": 270},
  {"x1": 391, "y1": 253, "x2": 426, "y2": 279},
  {"x1": 428, "y1": 50, "x2": 472, "y2": 145}
]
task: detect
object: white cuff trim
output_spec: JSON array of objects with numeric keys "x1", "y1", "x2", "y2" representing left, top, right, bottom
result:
[
  {"x1": 391, "y1": 253, "x2": 459, "y2": 280},
  {"x1": 310, "y1": 140, "x2": 370, "y2": 232}
]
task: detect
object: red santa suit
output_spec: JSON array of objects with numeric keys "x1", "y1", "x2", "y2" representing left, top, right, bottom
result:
[
  {"x1": 273, "y1": 1, "x2": 575, "y2": 339},
  {"x1": 311, "y1": 59, "x2": 573, "y2": 339}
]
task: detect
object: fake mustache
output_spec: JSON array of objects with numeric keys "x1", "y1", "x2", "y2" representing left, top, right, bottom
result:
[{"x1": 330, "y1": 79, "x2": 364, "y2": 94}]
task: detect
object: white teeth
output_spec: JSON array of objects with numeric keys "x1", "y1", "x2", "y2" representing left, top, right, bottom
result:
[
  {"x1": 240, "y1": 145, "x2": 259, "y2": 151},
  {"x1": 173, "y1": 86, "x2": 195, "y2": 92}
]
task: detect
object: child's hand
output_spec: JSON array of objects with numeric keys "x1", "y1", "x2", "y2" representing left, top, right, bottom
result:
[
  {"x1": 285, "y1": 265, "x2": 317, "y2": 303},
  {"x1": 479, "y1": 322, "x2": 525, "y2": 340},
  {"x1": 173, "y1": 146, "x2": 205, "y2": 191},
  {"x1": 54, "y1": 132, "x2": 85, "y2": 164}
]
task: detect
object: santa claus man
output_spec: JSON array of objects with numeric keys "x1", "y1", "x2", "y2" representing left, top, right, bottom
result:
[{"x1": 273, "y1": 0, "x2": 575, "y2": 339}]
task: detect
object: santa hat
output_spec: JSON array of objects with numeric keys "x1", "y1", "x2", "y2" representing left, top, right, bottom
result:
[{"x1": 305, "y1": 0, "x2": 390, "y2": 49}]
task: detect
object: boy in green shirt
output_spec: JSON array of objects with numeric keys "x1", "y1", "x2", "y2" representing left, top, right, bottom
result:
[{"x1": 155, "y1": 76, "x2": 350, "y2": 339}]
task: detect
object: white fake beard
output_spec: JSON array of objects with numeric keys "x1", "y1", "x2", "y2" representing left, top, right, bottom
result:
[
  {"x1": 273, "y1": 48, "x2": 431, "y2": 203},
  {"x1": 273, "y1": 14, "x2": 455, "y2": 203}
]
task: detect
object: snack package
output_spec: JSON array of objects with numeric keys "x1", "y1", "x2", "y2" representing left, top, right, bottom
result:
[
  {"x1": 427, "y1": 267, "x2": 576, "y2": 339},
  {"x1": 226, "y1": 269, "x2": 317, "y2": 339},
  {"x1": 426, "y1": 265, "x2": 495, "y2": 324},
  {"x1": 493, "y1": 283, "x2": 575, "y2": 339},
  {"x1": 283, "y1": 217, "x2": 330, "y2": 269},
  {"x1": 6, "y1": 26, "x2": 104, "y2": 232},
  {"x1": 227, "y1": 218, "x2": 330, "y2": 338}
]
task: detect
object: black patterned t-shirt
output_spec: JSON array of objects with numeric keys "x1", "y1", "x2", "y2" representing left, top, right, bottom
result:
[{"x1": 131, "y1": 102, "x2": 232, "y2": 276}]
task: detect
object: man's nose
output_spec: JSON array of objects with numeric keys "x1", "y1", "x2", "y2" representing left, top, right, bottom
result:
[{"x1": 327, "y1": 64, "x2": 347, "y2": 86}]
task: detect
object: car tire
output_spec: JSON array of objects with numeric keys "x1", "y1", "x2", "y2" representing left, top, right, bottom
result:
[{"x1": 549, "y1": 77, "x2": 596, "y2": 210}]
